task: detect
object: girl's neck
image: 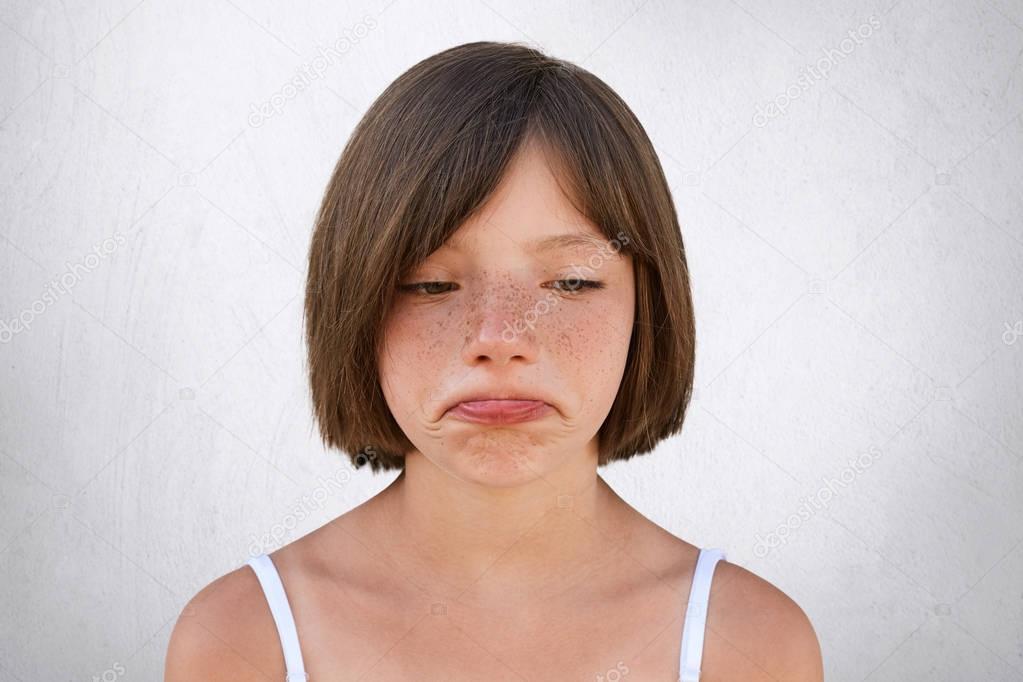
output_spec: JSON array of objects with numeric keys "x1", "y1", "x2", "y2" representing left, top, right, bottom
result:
[{"x1": 363, "y1": 456, "x2": 640, "y2": 600}]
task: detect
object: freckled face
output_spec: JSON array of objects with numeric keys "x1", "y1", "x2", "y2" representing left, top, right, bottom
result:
[{"x1": 377, "y1": 142, "x2": 635, "y2": 486}]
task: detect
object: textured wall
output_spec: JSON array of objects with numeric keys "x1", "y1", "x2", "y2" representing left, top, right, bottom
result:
[{"x1": 1, "y1": 1, "x2": 1021, "y2": 680}]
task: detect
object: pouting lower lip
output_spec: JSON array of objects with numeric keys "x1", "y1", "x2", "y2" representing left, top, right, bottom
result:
[{"x1": 445, "y1": 399, "x2": 553, "y2": 425}]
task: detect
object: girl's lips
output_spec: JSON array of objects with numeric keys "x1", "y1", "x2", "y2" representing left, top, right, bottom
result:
[{"x1": 446, "y1": 399, "x2": 553, "y2": 425}]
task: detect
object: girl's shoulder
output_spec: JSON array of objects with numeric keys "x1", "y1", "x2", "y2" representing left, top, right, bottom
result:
[
  {"x1": 165, "y1": 520, "x2": 363, "y2": 681},
  {"x1": 698, "y1": 556, "x2": 824, "y2": 681},
  {"x1": 164, "y1": 551, "x2": 290, "y2": 681},
  {"x1": 630, "y1": 520, "x2": 822, "y2": 680}
]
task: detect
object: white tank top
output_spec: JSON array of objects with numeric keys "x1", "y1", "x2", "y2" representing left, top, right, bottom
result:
[{"x1": 246, "y1": 546, "x2": 726, "y2": 681}]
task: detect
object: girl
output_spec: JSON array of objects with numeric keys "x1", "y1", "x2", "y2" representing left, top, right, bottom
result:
[{"x1": 166, "y1": 41, "x2": 822, "y2": 681}]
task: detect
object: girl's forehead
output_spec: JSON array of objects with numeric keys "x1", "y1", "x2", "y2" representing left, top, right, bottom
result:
[
  {"x1": 470, "y1": 142, "x2": 589, "y2": 219},
  {"x1": 439, "y1": 190, "x2": 603, "y2": 259}
]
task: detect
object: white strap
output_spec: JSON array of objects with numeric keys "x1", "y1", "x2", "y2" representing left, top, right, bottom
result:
[
  {"x1": 679, "y1": 547, "x2": 726, "y2": 682},
  {"x1": 246, "y1": 554, "x2": 309, "y2": 681}
]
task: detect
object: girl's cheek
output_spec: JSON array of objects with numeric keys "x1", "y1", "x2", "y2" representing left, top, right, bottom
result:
[{"x1": 529, "y1": 301, "x2": 595, "y2": 362}]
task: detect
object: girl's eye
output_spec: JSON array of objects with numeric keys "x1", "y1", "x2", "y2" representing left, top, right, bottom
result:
[
  {"x1": 397, "y1": 281, "x2": 457, "y2": 296},
  {"x1": 547, "y1": 279, "x2": 605, "y2": 295}
]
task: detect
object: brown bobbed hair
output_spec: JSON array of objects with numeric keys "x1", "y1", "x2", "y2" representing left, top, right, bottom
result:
[{"x1": 304, "y1": 40, "x2": 696, "y2": 472}]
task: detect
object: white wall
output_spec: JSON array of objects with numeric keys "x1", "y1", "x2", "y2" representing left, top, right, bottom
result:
[{"x1": 1, "y1": 1, "x2": 1021, "y2": 680}]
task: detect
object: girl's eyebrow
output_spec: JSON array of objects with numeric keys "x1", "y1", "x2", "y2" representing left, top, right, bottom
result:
[
  {"x1": 528, "y1": 233, "x2": 613, "y2": 254},
  {"x1": 444, "y1": 232, "x2": 614, "y2": 255}
]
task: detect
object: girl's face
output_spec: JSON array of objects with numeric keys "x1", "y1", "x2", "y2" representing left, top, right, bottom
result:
[{"x1": 378, "y1": 141, "x2": 635, "y2": 487}]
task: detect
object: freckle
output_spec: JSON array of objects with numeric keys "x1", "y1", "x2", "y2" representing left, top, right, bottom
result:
[{"x1": 557, "y1": 331, "x2": 573, "y2": 356}]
